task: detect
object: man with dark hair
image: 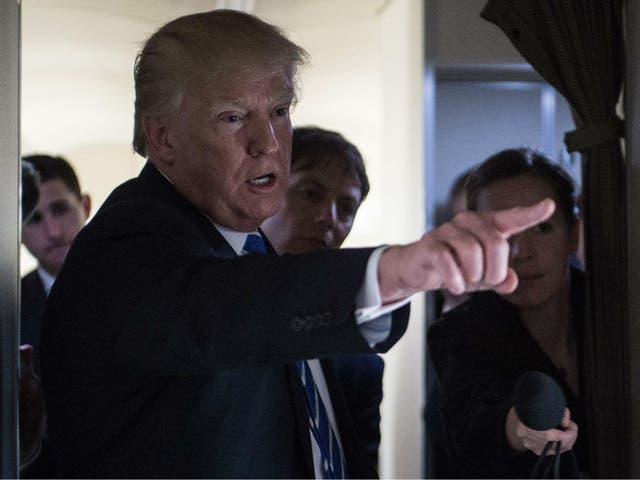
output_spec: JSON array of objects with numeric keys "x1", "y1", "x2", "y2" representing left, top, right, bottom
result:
[
  {"x1": 262, "y1": 126, "x2": 370, "y2": 254},
  {"x1": 21, "y1": 154, "x2": 91, "y2": 357},
  {"x1": 40, "y1": 9, "x2": 554, "y2": 479},
  {"x1": 262, "y1": 126, "x2": 383, "y2": 468}
]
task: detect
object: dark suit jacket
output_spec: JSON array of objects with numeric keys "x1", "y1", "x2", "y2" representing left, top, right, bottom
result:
[
  {"x1": 331, "y1": 354, "x2": 384, "y2": 467},
  {"x1": 21, "y1": 270, "x2": 47, "y2": 356},
  {"x1": 427, "y1": 269, "x2": 587, "y2": 478},
  {"x1": 20, "y1": 270, "x2": 59, "y2": 478},
  {"x1": 40, "y1": 162, "x2": 409, "y2": 478}
]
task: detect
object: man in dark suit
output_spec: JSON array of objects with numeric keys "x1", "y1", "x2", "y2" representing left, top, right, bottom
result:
[
  {"x1": 19, "y1": 155, "x2": 90, "y2": 476},
  {"x1": 262, "y1": 126, "x2": 386, "y2": 468},
  {"x1": 40, "y1": 9, "x2": 556, "y2": 479},
  {"x1": 21, "y1": 154, "x2": 91, "y2": 358}
]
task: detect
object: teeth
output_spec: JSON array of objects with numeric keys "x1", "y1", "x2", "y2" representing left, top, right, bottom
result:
[{"x1": 250, "y1": 175, "x2": 271, "y2": 185}]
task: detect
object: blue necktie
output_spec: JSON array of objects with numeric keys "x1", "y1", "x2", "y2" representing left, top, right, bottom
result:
[
  {"x1": 296, "y1": 360, "x2": 348, "y2": 479},
  {"x1": 240, "y1": 232, "x2": 267, "y2": 255},
  {"x1": 239, "y1": 232, "x2": 348, "y2": 478}
]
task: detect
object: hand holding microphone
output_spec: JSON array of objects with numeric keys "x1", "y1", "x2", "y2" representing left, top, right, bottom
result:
[{"x1": 506, "y1": 371, "x2": 579, "y2": 456}]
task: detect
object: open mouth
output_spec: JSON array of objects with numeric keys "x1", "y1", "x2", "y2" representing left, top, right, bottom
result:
[{"x1": 248, "y1": 174, "x2": 275, "y2": 186}]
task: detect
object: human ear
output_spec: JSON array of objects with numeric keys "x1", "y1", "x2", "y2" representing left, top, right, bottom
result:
[
  {"x1": 81, "y1": 194, "x2": 92, "y2": 219},
  {"x1": 143, "y1": 116, "x2": 175, "y2": 166}
]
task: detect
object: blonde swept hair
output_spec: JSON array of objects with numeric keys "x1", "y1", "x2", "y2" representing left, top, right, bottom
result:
[{"x1": 132, "y1": 9, "x2": 309, "y2": 157}]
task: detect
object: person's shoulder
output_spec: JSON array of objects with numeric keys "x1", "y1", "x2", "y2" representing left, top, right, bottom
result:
[
  {"x1": 21, "y1": 270, "x2": 45, "y2": 298},
  {"x1": 21, "y1": 269, "x2": 39, "y2": 284},
  {"x1": 85, "y1": 173, "x2": 202, "y2": 242},
  {"x1": 430, "y1": 296, "x2": 474, "y2": 334},
  {"x1": 428, "y1": 291, "x2": 513, "y2": 346}
]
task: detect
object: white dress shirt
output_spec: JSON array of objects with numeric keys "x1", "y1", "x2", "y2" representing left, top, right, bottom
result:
[{"x1": 37, "y1": 267, "x2": 56, "y2": 297}]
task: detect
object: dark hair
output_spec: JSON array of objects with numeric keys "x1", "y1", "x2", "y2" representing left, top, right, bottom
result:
[
  {"x1": 133, "y1": 9, "x2": 308, "y2": 157},
  {"x1": 22, "y1": 154, "x2": 82, "y2": 199},
  {"x1": 447, "y1": 166, "x2": 474, "y2": 215},
  {"x1": 291, "y1": 126, "x2": 370, "y2": 201},
  {"x1": 465, "y1": 148, "x2": 577, "y2": 226},
  {"x1": 21, "y1": 161, "x2": 40, "y2": 222},
  {"x1": 449, "y1": 168, "x2": 472, "y2": 203}
]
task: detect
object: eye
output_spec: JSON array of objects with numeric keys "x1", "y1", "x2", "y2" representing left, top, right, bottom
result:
[
  {"x1": 532, "y1": 221, "x2": 553, "y2": 234},
  {"x1": 26, "y1": 211, "x2": 42, "y2": 225},
  {"x1": 337, "y1": 202, "x2": 357, "y2": 222},
  {"x1": 218, "y1": 110, "x2": 243, "y2": 123},
  {"x1": 274, "y1": 106, "x2": 290, "y2": 117},
  {"x1": 298, "y1": 188, "x2": 321, "y2": 202},
  {"x1": 50, "y1": 200, "x2": 71, "y2": 217}
]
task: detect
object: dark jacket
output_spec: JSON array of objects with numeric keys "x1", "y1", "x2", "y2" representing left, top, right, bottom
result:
[
  {"x1": 40, "y1": 162, "x2": 409, "y2": 478},
  {"x1": 21, "y1": 270, "x2": 47, "y2": 359},
  {"x1": 427, "y1": 269, "x2": 586, "y2": 478},
  {"x1": 332, "y1": 353, "x2": 384, "y2": 467}
]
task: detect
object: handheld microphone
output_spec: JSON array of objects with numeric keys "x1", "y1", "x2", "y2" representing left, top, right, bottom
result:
[
  {"x1": 514, "y1": 371, "x2": 566, "y2": 431},
  {"x1": 513, "y1": 371, "x2": 579, "y2": 479}
]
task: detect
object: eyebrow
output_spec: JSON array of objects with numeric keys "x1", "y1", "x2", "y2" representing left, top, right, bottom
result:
[{"x1": 295, "y1": 178, "x2": 360, "y2": 201}]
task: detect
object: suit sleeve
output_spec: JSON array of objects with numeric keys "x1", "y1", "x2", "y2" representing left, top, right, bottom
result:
[{"x1": 44, "y1": 198, "x2": 409, "y2": 379}]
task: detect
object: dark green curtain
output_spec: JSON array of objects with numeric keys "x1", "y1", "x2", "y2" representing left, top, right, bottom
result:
[{"x1": 480, "y1": 1, "x2": 627, "y2": 477}]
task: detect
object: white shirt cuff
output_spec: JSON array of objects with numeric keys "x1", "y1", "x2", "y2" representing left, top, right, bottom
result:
[{"x1": 355, "y1": 246, "x2": 412, "y2": 347}]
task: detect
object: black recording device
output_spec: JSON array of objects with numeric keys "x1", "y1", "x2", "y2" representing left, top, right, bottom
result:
[
  {"x1": 514, "y1": 371, "x2": 566, "y2": 430},
  {"x1": 513, "y1": 371, "x2": 580, "y2": 479}
]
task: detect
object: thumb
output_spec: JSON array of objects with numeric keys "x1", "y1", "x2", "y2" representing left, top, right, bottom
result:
[
  {"x1": 560, "y1": 408, "x2": 571, "y2": 428},
  {"x1": 493, "y1": 198, "x2": 556, "y2": 237}
]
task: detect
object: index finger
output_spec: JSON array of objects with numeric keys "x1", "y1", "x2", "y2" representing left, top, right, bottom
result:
[{"x1": 493, "y1": 198, "x2": 556, "y2": 237}]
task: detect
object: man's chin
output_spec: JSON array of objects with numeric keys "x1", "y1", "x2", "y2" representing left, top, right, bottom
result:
[
  {"x1": 45, "y1": 249, "x2": 69, "y2": 269},
  {"x1": 40, "y1": 262, "x2": 63, "y2": 277}
]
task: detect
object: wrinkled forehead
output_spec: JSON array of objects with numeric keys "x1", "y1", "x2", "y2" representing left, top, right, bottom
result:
[{"x1": 198, "y1": 63, "x2": 295, "y2": 99}]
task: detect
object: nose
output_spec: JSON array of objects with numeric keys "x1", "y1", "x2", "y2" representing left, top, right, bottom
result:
[
  {"x1": 248, "y1": 118, "x2": 279, "y2": 157},
  {"x1": 509, "y1": 232, "x2": 534, "y2": 262},
  {"x1": 44, "y1": 216, "x2": 64, "y2": 240},
  {"x1": 316, "y1": 199, "x2": 337, "y2": 230}
]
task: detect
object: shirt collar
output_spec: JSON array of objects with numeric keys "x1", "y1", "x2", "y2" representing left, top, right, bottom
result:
[
  {"x1": 211, "y1": 222, "x2": 259, "y2": 256},
  {"x1": 37, "y1": 267, "x2": 56, "y2": 297}
]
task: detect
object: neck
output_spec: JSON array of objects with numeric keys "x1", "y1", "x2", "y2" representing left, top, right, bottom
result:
[
  {"x1": 520, "y1": 283, "x2": 572, "y2": 347},
  {"x1": 519, "y1": 280, "x2": 577, "y2": 388}
]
